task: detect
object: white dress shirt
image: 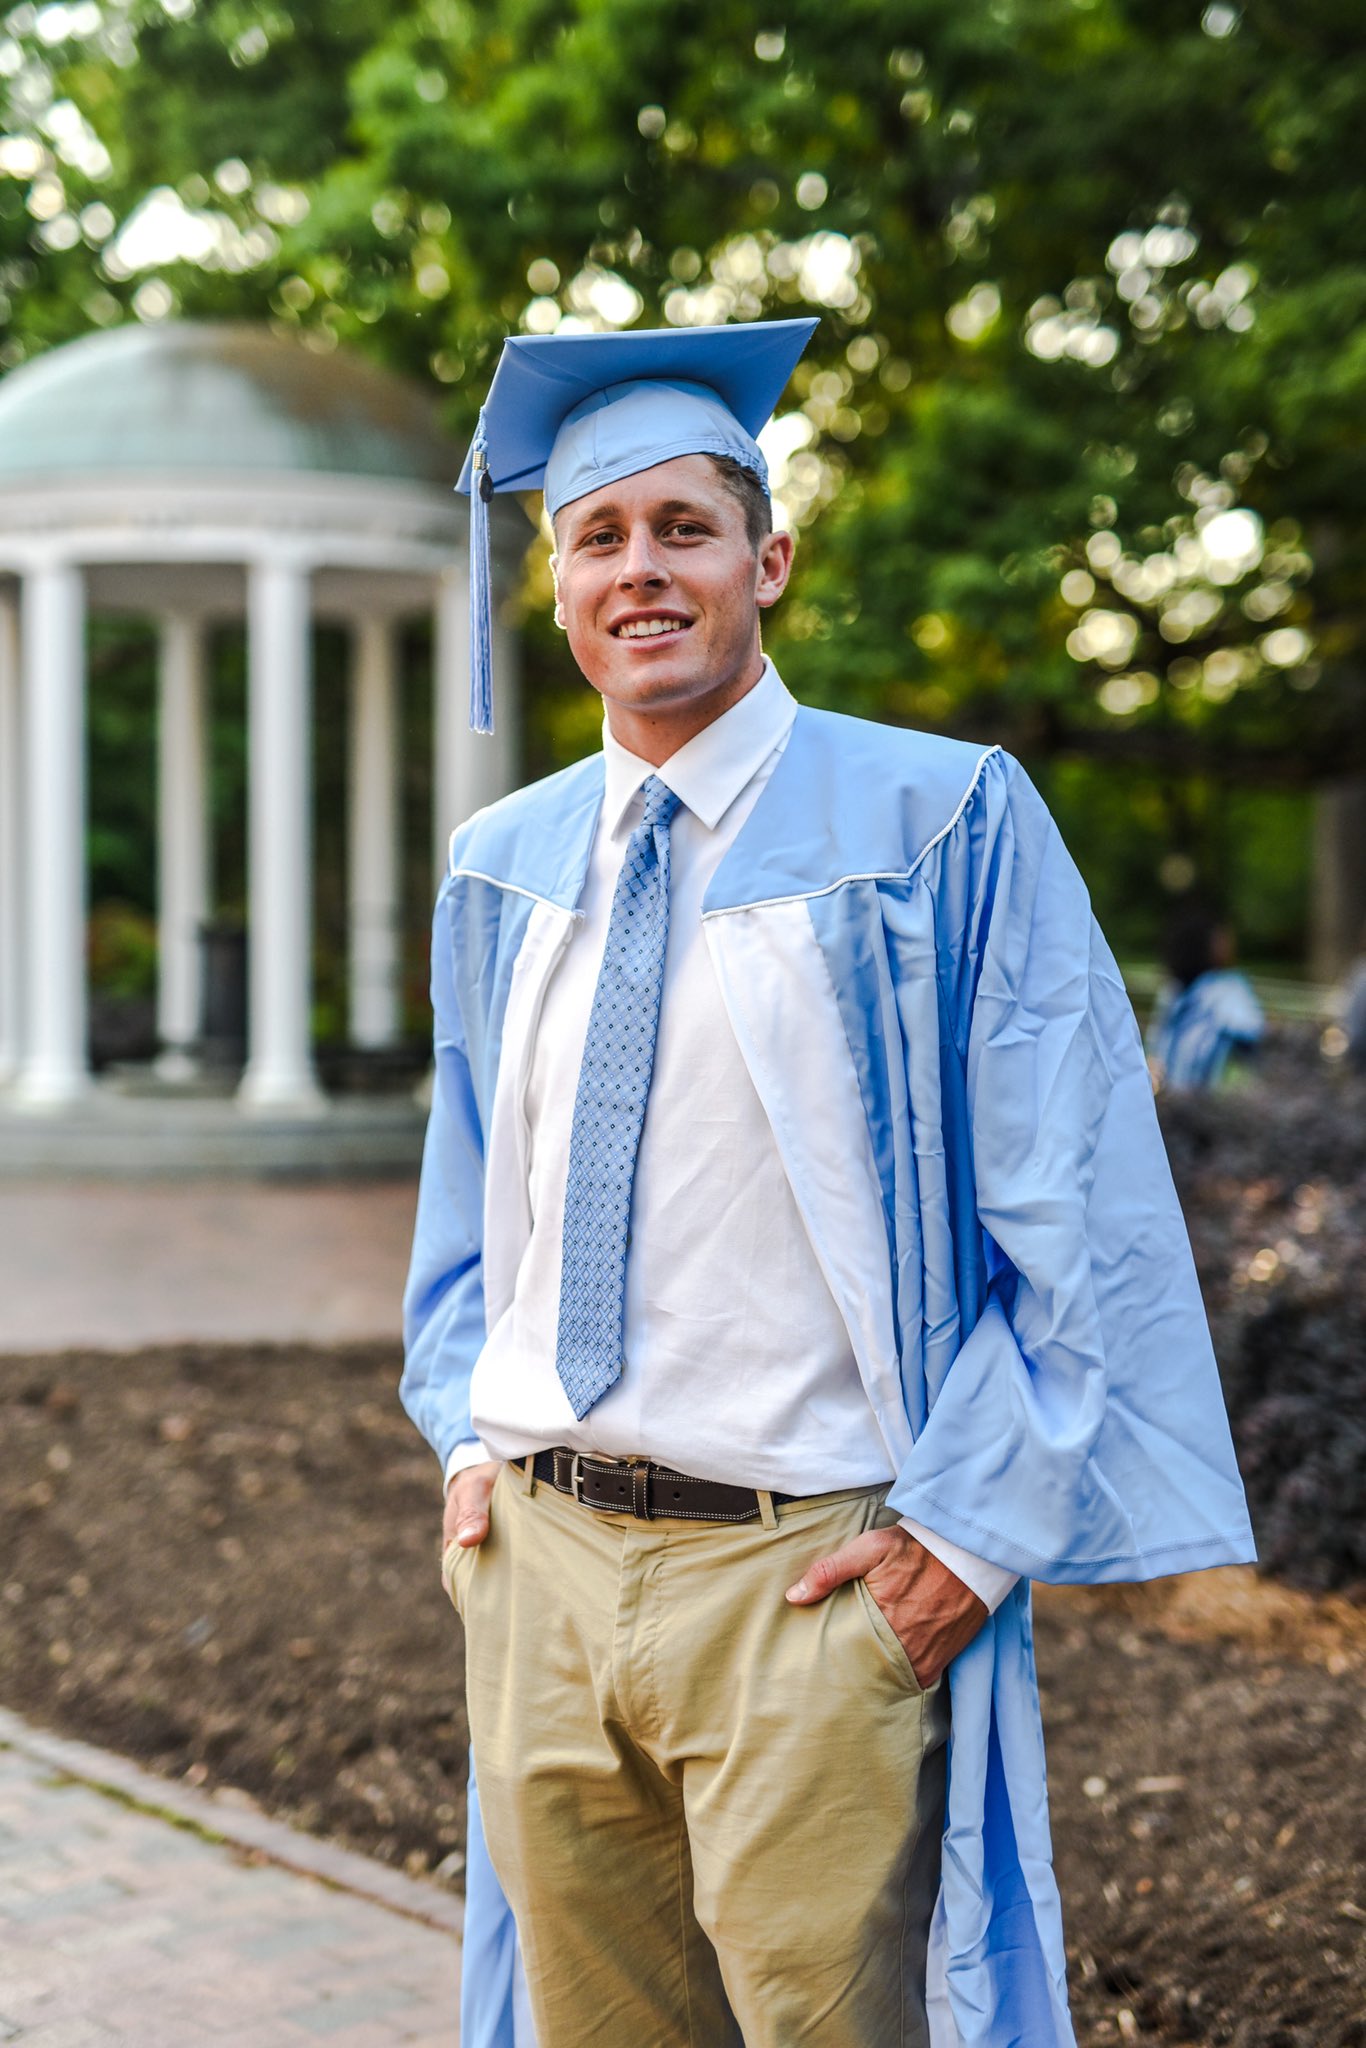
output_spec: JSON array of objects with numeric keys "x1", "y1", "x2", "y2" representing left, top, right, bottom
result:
[{"x1": 448, "y1": 660, "x2": 1017, "y2": 1613}]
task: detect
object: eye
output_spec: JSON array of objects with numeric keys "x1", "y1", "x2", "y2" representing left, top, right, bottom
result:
[{"x1": 666, "y1": 521, "x2": 707, "y2": 539}]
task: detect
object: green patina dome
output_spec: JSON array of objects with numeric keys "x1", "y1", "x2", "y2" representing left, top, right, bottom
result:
[{"x1": 0, "y1": 320, "x2": 460, "y2": 486}]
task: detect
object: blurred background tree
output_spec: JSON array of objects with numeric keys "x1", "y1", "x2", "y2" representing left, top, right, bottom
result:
[{"x1": 2, "y1": 0, "x2": 1360, "y2": 967}]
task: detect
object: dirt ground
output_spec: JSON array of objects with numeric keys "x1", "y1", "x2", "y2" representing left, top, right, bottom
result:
[{"x1": 1, "y1": 1341, "x2": 1362, "y2": 2047}]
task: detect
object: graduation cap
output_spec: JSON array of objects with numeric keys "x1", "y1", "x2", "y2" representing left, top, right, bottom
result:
[{"x1": 456, "y1": 317, "x2": 818, "y2": 733}]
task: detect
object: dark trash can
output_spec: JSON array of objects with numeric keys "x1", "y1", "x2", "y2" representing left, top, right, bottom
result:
[{"x1": 199, "y1": 920, "x2": 247, "y2": 1071}]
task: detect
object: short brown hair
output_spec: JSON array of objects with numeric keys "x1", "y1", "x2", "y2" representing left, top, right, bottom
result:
[{"x1": 706, "y1": 454, "x2": 772, "y2": 552}]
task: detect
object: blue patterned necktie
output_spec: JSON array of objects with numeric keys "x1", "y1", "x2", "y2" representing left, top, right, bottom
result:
[{"x1": 555, "y1": 773, "x2": 683, "y2": 1419}]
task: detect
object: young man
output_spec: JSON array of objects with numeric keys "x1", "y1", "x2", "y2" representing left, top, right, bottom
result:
[{"x1": 402, "y1": 320, "x2": 1255, "y2": 2048}]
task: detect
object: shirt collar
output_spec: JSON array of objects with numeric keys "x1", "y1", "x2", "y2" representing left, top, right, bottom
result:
[{"x1": 601, "y1": 657, "x2": 798, "y2": 837}]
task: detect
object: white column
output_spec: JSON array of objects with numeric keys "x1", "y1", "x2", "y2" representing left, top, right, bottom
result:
[
  {"x1": 347, "y1": 612, "x2": 401, "y2": 1049},
  {"x1": 155, "y1": 612, "x2": 211, "y2": 1078},
  {"x1": 432, "y1": 557, "x2": 514, "y2": 886},
  {"x1": 14, "y1": 561, "x2": 89, "y2": 1107},
  {"x1": 238, "y1": 558, "x2": 324, "y2": 1114},
  {"x1": 0, "y1": 590, "x2": 20, "y2": 1085}
]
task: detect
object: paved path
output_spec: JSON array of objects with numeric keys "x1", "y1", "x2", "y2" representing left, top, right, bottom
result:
[
  {"x1": 0, "y1": 1181, "x2": 418, "y2": 1353},
  {"x1": 0, "y1": 1715, "x2": 461, "y2": 2046}
]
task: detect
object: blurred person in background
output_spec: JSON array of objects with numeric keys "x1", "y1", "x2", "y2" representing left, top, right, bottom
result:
[{"x1": 1147, "y1": 901, "x2": 1266, "y2": 1092}]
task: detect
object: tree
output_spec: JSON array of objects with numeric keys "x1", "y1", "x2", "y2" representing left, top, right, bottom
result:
[{"x1": 4, "y1": 0, "x2": 1362, "y2": 953}]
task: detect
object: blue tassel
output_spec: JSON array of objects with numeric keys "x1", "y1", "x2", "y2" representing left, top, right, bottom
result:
[{"x1": 468, "y1": 412, "x2": 495, "y2": 735}]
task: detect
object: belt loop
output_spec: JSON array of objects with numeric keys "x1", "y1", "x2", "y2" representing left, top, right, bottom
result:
[
  {"x1": 756, "y1": 1489, "x2": 778, "y2": 1532},
  {"x1": 512, "y1": 1454, "x2": 536, "y2": 1497},
  {"x1": 631, "y1": 1460, "x2": 652, "y2": 1520},
  {"x1": 554, "y1": 1447, "x2": 584, "y2": 1503}
]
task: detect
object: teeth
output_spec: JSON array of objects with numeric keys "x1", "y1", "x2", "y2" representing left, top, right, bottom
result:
[{"x1": 617, "y1": 618, "x2": 687, "y2": 638}]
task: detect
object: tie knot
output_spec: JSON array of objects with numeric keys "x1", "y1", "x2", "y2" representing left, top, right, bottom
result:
[{"x1": 640, "y1": 774, "x2": 681, "y2": 833}]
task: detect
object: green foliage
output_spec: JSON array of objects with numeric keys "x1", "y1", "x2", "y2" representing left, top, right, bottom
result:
[
  {"x1": 3, "y1": 0, "x2": 1362, "y2": 958},
  {"x1": 87, "y1": 618, "x2": 156, "y2": 911},
  {"x1": 87, "y1": 900, "x2": 158, "y2": 999},
  {"x1": 1045, "y1": 757, "x2": 1311, "y2": 964}
]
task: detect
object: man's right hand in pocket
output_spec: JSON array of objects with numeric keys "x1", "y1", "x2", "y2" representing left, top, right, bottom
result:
[{"x1": 443, "y1": 1460, "x2": 501, "y2": 1553}]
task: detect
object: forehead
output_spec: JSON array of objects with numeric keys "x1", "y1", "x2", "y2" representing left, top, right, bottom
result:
[{"x1": 556, "y1": 451, "x2": 734, "y2": 532}]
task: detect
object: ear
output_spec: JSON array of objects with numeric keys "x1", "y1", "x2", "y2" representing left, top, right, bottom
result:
[{"x1": 755, "y1": 528, "x2": 794, "y2": 612}]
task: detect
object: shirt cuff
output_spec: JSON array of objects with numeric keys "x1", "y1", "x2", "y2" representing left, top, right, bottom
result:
[
  {"x1": 899, "y1": 1517, "x2": 1020, "y2": 1614},
  {"x1": 443, "y1": 1439, "x2": 498, "y2": 1492}
]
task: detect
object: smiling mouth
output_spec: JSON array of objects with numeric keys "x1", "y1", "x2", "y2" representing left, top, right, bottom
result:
[{"x1": 612, "y1": 618, "x2": 693, "y2": 640}]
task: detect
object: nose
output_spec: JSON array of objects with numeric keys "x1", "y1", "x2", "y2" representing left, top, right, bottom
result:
[{"x1": 616, "y1": 521, "x2": 667, "y2": 590}]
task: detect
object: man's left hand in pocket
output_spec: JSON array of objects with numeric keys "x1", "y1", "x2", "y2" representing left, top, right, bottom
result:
[{"x1": 785, "y1": 1526, "x2": 988, "y2": 1687}]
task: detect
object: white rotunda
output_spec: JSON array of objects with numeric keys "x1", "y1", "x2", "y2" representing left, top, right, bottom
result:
[{"x1": 0, "y1": 320, "x2": 522, "y2": 1117}]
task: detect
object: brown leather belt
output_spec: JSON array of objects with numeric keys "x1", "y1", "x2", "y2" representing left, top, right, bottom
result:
[{"x1": 522, "y1": 1447, "x2": 798, "y2": 1524}]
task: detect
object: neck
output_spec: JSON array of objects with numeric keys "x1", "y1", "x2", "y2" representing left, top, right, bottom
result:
[{"x1": 602, "y1": 649, "x2": 766, "y2": 766}]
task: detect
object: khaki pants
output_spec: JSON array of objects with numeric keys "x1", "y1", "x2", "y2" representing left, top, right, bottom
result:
[{"x1": 445, "y1": 1464, "x2": 949, "y2": 2048}]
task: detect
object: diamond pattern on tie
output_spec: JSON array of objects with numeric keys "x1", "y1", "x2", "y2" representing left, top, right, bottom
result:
[{"x1": 555, "y1": 773, "x2": 682, "y2": 1419}]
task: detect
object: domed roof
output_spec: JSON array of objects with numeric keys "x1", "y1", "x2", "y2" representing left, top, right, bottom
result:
[{"x1": 0, "y1": 321, "x2": 462, "y2": 486}]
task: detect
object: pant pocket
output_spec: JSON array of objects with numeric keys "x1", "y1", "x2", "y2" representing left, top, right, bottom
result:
[
  {"x1": 851, "y1": 1573, "x2": 926, "y2": 1694},
  {"x1": 441, "y1": 1537, "x2": 477, "y2": 1616}
]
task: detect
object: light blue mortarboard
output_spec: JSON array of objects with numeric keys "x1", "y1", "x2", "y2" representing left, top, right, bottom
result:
[{"x1": 455, "y1": 317, "x2": 818, "y2": 732}]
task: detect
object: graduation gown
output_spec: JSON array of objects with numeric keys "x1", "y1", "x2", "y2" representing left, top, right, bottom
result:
[{"x1": 402, "y1": 706, "x2": 1257, "y2": 2048}]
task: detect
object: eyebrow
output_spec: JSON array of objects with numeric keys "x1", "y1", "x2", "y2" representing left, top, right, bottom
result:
[{"x1": 565, "y1": 496, "x2": 716, "y2": 538}]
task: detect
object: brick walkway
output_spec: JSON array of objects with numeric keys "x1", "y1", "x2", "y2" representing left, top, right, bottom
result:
[
  {"x1": 0, "y1": 1725, "x2": 460, "y2": 2046},
  {"x1": 0, "y1": 1176, "x2": 453, "y2": 2042}
]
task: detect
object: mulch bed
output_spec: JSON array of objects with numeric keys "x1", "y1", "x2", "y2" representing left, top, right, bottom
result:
[
  {"x1": 1161, "y1": 1033, "x2": 1366, "y2": 1594},
  {"x1": 0, "y1": 1344, "x2": 465, "y2": 1883},
  {"x1": 1, "y1": 1340, "x2": 1362, "y2": 2046}
]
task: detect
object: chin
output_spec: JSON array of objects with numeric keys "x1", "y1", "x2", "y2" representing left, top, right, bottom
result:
[{"x1": 601, "y1": 643, "x2": 706, "y2": 701}]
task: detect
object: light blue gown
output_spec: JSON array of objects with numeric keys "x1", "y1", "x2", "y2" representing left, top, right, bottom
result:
[{"x1": 403, "y1": 704, "x2": 1256, "y2": 2048}]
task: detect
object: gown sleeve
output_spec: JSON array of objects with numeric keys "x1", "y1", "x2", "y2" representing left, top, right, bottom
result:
[
  {"x1": 401, "y1": 880, "x2": 529, "y2": 2048},
  {"x1": 400, "y1": 875, "x2": 489, "y2": 1473},
  {"x1": 889, "y1": 751, "x2": 1256, "y2": 1583}
]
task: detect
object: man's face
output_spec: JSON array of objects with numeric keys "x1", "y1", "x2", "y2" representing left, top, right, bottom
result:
[{"x1": 551, "y1": 454, "x2": 792, "y2": 727}]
